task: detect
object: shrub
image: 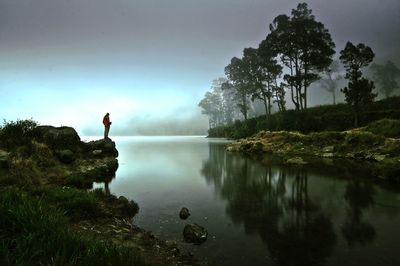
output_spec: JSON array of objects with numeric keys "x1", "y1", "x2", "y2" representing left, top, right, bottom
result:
[
  {"x1": 64, "y1": 175, "x2": 93, "y2": 189},
  {"x1": 0, "y1": 119, "x2": 39, "y2": 150},
  {"x1": 207, "y1": 97, "x2": 400, "y2": 139}
]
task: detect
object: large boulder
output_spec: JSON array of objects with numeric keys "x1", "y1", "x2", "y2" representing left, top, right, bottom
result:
[
  {"x1": 85, "y1": 139, "x2": 118, "y2": 157},
  {"x1": 55, "y1": 149, "x2": 76, "y2": 164},
  {"x1": 34, "y1": 126, "x2": 81, "y2": 151},
  {"x1": 183, "y1": 223, "x2": 208, "y2": 244}
]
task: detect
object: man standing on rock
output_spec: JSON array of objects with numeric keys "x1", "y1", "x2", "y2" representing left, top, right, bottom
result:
[{"x1": 103, "y1": 113, "x2": 112, "y2": 139}]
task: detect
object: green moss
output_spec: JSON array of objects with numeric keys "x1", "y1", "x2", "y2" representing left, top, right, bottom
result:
[
  {"x1": 304, "y1": 131, "x2": 345, "y2": 146},
  {"x1": 365, "y1": 119, "x2": 400, "y2": 138},
  {"x1": 344, "y1": 131, "x2": 385, "y2": 147}
]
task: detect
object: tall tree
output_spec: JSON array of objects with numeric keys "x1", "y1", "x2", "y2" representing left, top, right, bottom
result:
[
  {"x1": 319, "y1": 60, "x2": 343, "y2": 104},
  {"x1": 267, "y1": 3, "x2": 335, "y2": 110},
  {"x1": 370, "y1": 61, "x2": 400, "y2": 98},
  {"x1": 340, "y1": 42, "x2": 376, "y2": 126},
  {"x1": 224, "y1": 57, "x2": 252, "y2": 120},
  {"x1": 242, "y1": 47, "x2": 283, "y2": 116}
]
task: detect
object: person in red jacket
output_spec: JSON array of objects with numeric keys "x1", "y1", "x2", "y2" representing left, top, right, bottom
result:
[{"x1": 103, "y1": 113, "x2": 112, "y2": 139}]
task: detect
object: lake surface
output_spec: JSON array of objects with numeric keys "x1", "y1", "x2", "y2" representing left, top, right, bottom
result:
[{"x1": 97, "y1": 136, "x2": 400, "y2": 266}]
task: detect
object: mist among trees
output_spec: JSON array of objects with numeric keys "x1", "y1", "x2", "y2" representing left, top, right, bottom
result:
[{"x1": 199, "y1": 2, "x2": 400, "y2": 129}]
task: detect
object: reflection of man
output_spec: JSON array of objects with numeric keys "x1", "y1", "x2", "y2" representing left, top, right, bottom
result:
[{"x1": 103, "y1": 113, "x2": 112, "y2": 139}]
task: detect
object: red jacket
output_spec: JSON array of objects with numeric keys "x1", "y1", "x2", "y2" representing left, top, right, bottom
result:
[{"x1": 103, "y1": 115, "x2": 110, "y2": 126}]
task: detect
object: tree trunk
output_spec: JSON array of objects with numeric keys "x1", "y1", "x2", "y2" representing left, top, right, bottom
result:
[
  {"x1": 304, "y1": 86, "x2": 308, "y2": 109},
  {"x1": 262, "y1": 96, "x2": 268, "y2": 116},
  {"x1": 332, "y1": 89, "x2": 336, "y2": 105}
]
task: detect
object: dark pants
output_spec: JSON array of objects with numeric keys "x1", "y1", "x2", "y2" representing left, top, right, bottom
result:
[{"x1": 104, "y1": 125, "x2": 110, "y2": 139}]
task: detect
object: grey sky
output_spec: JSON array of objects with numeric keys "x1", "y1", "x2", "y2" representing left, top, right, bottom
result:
[{"x1": 0, "y1": 0, "x2": 399, "y2": 135}]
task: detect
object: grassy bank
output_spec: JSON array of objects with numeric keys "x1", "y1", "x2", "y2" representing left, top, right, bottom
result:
[
  {"x1": 0, "y1": 188, "x2": 143, "y2": 266},
  {"x1": 209, "y1": 97, "x2": 400, "y2": 139},
  {"x1": 227, "y1": 129, "x2": 400, "y2": 181}
]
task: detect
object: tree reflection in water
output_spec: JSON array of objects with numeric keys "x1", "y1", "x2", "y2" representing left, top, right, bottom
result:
[
  {"x1": 342, "y1": 180, "x2": 376, "y2": 246},
  {"x1": 201, "y1": 143, "x2": 336, "y2": 266}
]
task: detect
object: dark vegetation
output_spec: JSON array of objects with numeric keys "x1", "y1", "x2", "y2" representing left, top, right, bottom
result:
[
  {"x1": 209, "y1": 96, "x2": 400, "y2": 139},
  {"x1": 199, "y1": 3, "x2": 399, "y2": 137},
  {"x1": 0, "y1": 188, "x2": 142, "y2": 266},
  {"x1": 0, "y1": 120, "x2": 145, "y2": 265}
]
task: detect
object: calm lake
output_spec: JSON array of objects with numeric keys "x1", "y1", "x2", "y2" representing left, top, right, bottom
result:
[{"x1": 95, "y1": 136, "x2": 400, "y2": 266}]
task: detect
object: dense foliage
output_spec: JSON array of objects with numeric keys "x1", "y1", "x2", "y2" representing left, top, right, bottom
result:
[
  {"x1": 208, "y1": 97, "x2": 400, "y2": 139},
  {"x1": 340, "y1": 42, "x2": 376, "y2": 126},
  {"x1": 199, "y1": 2, "x2": 400, "y2": 134}
]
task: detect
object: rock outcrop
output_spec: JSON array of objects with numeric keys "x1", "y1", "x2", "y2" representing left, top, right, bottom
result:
[
  {"x1": 85, "y1": 139, "x2": 119, "y2": 158},
  {"x1": 34, "y1": 126, "x2": 82, "y2": 151}
]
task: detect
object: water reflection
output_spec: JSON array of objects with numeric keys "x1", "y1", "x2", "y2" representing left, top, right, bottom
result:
[
  {"x1": 105, "y1": 137, "x2": 400, "y2": 266},
  {"x1": 342, "y1": 180, "x2": 376, "y2": 246},
  {"x1": 201, "y1": 143, "x2": 341, "y2": 265}
]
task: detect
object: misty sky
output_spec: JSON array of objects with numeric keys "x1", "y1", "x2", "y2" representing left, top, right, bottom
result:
[{"x1": 1, "y1": 0, "x2": 399, "y2": 135}]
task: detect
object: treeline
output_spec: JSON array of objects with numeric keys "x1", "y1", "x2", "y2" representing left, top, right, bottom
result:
[
  {"x1": 199, "y1": 3, "x2": 400, "y2": 132},
  {"x1": 208, "y1": 96, "x2": 400, "y2": 139}
]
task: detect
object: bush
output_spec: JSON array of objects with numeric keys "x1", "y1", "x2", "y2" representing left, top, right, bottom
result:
[
  {"x1": 0, "y1": 119, "x2": 39, "y2": 150},
  {"x1": 320, "y1": 111, "x2": 353, "y2": 131},
  {"x1": 207, "y1": 97, "x2": 400, "y2": 139},
  {"x1": 0, "y1": 188, "x2": 143, "y2": 265},
  {"x1": 64, "y1": 175, "x2": 93, "y2": 189}
]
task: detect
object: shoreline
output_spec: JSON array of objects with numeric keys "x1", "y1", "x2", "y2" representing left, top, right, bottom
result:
[
  {"x1": 0, "y1": 125, "x2": 198, "y2": 265},
  {"x1": 227, "y1": 130, "x2": 400, "y2": 182}
]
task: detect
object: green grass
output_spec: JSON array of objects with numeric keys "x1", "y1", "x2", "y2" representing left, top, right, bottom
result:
[
  {"x1": 0, "y1": 188, "x2": 144, "y2": 266},
  {"x1": 29, "y1": 186, "x2": 103, "y2": 221}
]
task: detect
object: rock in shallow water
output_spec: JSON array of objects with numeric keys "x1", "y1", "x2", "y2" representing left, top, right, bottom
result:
[
  {"x1": 179, "y1": 207, "x2": 190, "y2": 220},
  {"x1": 183, "y1": 223, "x2": 208, "y2": 244}
]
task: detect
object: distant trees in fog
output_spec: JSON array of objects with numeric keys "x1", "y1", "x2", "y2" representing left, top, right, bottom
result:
[
  {"x1": 319, "y1": 60, "x2": 343, "y2": 105},
  {"x1": 371, "y1": 61, "x2": 400, "y2": 99}
]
